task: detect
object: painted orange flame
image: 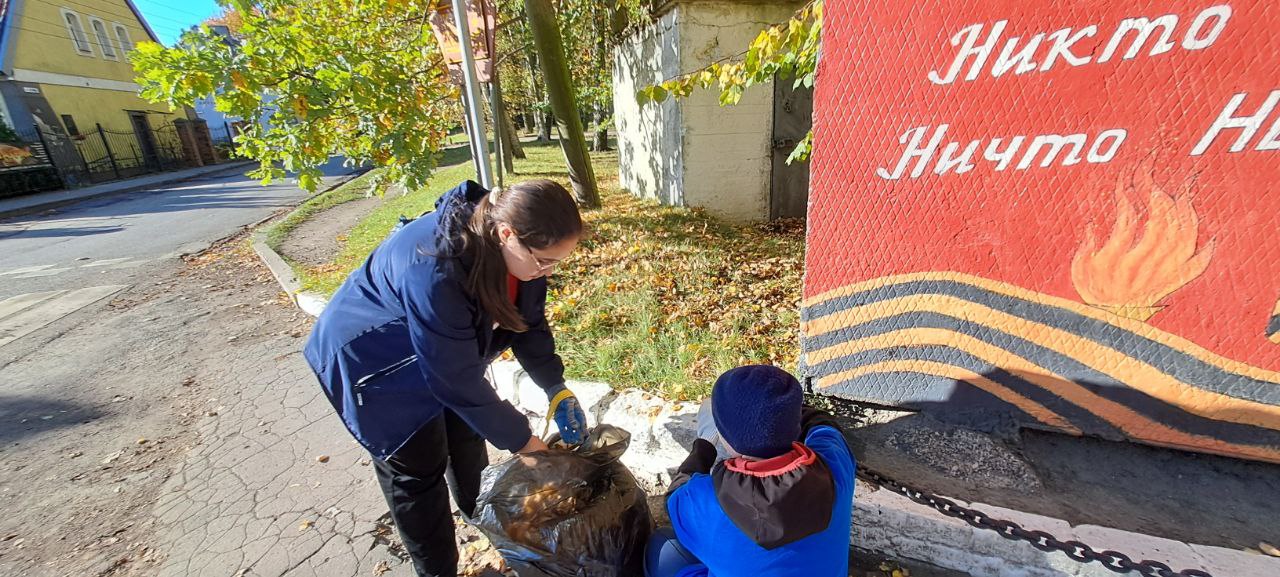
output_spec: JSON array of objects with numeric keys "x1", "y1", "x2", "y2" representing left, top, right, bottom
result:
[{"x1": 1071, "y1": 171, "x2": 1214, "y2": 321}]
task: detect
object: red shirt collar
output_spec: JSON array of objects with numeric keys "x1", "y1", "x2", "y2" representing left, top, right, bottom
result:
[
  {"x1": 723, "y1": 443, "x2": 816, "y2": 477},
  {"x1": 507, "y1": 274, "x2": 519, "y2": 305}
]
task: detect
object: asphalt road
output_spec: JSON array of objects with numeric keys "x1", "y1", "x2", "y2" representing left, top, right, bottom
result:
[{"x1": 0, "y1": 159, "x2": 352, "y2": 298}]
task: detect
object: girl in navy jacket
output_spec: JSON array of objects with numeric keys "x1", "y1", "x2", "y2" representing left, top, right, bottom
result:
[{"x1": 304, "y1": 179, "x2": 588, "y2": 577}]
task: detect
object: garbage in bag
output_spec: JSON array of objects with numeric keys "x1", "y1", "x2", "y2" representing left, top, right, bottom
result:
[{"x1": 472, "y1": 425, "x2": 654, "y2": 577}]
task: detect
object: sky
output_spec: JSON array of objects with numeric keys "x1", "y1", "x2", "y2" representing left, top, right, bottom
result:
[{"x1": 130, "y1": 0, "x2": 222, "y2": 46}]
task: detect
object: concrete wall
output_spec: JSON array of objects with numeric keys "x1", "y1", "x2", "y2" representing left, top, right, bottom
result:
[
  {"x1": 614, "y1": 9, "x2": 683, "y2": 207},
  {"x1": 679, "y1": 1, "x2": 798, "y2": 222},
  {"x1": 614, "y1": 0, "x2": 803, "y2": 221}
]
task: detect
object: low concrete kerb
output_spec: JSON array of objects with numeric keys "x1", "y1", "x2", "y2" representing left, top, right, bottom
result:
[
  {"x1": 249, "y1": 230, "x2": 329, "y2": 317},
  {"x1": 249, "y1": 170, "x2": 370, "y2": 316}
]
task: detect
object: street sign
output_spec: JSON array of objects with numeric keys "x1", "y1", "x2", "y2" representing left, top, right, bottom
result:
[{"x1": 431, "y1": 0, "x2": 496, "y2": 83}]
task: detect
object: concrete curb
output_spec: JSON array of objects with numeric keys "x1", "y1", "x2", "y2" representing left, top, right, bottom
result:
[
  {"x1": 0, "y1": 161, "x2": 256, "y2": 220},
  {"x1": 249, "y1": 171, "x2": 369, "y2": 315}
]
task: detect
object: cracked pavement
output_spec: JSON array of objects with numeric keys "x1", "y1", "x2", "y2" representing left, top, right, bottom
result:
[{"x1": 0, "y1": 234, "x2": 421, "y2": 577}]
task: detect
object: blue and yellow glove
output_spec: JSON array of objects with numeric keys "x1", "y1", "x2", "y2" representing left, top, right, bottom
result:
[{"x1": 546, "y1": 384, "x2": 587, "y2": 445}]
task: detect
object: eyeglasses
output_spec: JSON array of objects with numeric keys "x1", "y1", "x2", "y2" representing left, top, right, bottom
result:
[{"x1": 518, "y1": 239, "x2": 560, "y2": 272}]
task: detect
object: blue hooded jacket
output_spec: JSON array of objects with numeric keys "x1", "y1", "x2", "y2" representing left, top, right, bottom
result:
[
  {"x1": 303, "y1": 181, "x2": 564, "y2": 458},
  {"x1": 663, "y1": 410, "x2": 856, "y2": 577}
]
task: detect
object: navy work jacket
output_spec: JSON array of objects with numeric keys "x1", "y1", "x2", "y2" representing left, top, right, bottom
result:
[{"x1": 303, "y1": 181, "x2": 563, "y2": 458}]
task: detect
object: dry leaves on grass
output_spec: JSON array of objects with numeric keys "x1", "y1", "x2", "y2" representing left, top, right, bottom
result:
[{"x1": 549, "y1": 190, "x2": 805, "y2": 388}]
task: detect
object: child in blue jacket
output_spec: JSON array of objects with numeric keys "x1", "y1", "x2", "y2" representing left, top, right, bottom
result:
[{"x1": 647, "y1": 365, "x2": 857, "y2": 577}]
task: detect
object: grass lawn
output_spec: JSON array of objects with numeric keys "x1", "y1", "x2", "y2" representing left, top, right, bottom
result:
[
  {"x1": 289, "y1": 141, "x2": 804, "y2": 398},
  {"x1": 263, "y1": 168, "x2": 383, "y2": 253}
]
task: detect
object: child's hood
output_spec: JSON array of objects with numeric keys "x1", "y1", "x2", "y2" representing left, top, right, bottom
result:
[{"x1": 710, "y1": 442, "x2": 836, "y2": 550}]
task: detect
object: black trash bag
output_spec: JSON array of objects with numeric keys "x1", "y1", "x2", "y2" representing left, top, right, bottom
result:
[{"x1": 472, "y1": 425, "x2": 654, "y2": 577}]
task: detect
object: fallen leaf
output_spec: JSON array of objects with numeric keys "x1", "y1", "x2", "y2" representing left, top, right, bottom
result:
[
  {"x1": 1261, "y1": 542, "x2": 1280, "y2": 557},
  {"x1": 316, "y1": 455, "x2": 330, "y2": 463},
  {"x1": 298, "y1": 520, "x2": 314, "y2": 531},
  {"x1": 372, "y1": 560, "x2": 391, "y2": 575}
]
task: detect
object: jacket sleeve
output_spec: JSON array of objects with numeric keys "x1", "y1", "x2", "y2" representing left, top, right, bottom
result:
[
  {"x1": 401, "y1": 262, "x2": 532, "y2": 452},
  {"x1": 666, "y1": 438, "x2": 717, "y2": 496},
  {"x1": 805, "y1": 425, "x2": 856, "y2": 496},
  {"x1": 801, "y1": 405, "x2": 844, "y2": 438},
  {"x1": 510, "y1": 278, "x2": 566, "y2": 391}
]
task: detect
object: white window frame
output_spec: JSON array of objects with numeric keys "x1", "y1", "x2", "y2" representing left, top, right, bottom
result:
[
  {"x1": 59, "y1": 8, "x2": 95, "y2": 56},
  {"x1": 88, "y1": 16, "x2": 117, "y2": 60},
  {"x1": 112, "y1": 23, "x2": 133, "y2": 55}
]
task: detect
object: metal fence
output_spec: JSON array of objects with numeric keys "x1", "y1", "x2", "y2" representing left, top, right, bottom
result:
[
  {"x1": 0, "y1": 126, "x2": 62, "y2": 198},
  {"x1": 0, "y1": 119, "x2": 226, "y2": 197},
  {"x1": 67, "y1": 122, "x2": 190, "y2": 184},
  {"x1": 208, "y1": 121, "x2": 241, "y2": 157}
]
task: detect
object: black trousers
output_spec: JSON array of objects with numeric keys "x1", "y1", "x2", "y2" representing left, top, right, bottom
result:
[{"x1": 373, "y1": 410, "x2": 489, "y2": 577}]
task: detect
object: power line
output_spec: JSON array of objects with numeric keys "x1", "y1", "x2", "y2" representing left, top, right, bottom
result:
[
  {"x1": 16, "y1": 14, "x2": 135, "y2": 56},
  {"x1": 53, "y1": 0, "x2": 201, "y2": 29},
  {"x1": 133, "y1": 1, "x2": 222, "y2": 21},
  {"x1": 7, "y1": 24, "x2": 129, "y2": 57}
]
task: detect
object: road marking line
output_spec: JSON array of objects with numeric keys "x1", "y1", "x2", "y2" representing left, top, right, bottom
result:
[
  {"x1": 0, "y1": 264, "x2": 57, "y2": 276},
  {"x1": 0, "y1": 290, "x2": 66, "y2": 321},
  {"x1": 11, "y1": 268, "x2": 72, "y2": 279},
  {"x1": 0, "y1": 285, "x2": 127, "y2": 348}
]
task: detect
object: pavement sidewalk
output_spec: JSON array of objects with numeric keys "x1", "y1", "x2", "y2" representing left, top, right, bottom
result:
[{"x1": 0, "y1": 162, "x2": 255, "y2": 219}]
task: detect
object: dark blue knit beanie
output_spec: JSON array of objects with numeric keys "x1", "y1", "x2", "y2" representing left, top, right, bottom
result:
[{"x1": 711, "y1": 365, "x2": 802, "y2": 459}]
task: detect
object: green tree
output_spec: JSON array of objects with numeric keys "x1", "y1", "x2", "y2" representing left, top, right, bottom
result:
[
  {"x1": 637, "y1": 1, "x2": 821, "y2": 163},
  {"x1": 132, "y1": 0, "x2": 459, "y2": 192},
  {"x1": 523, "y1": 0, "x2": 600, "y2": 207}
]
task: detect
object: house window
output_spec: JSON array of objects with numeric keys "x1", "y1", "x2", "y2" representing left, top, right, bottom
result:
[
  {"x1": 61, "y1": 115, "x2": 80, "y2": 137},
  {"x1": 59, "y1": 9, "x2": 93, "y2": 56},
  {"x1": 89, "y1": 18, "x2": 117, "y2": 60},
  {"x1": 113, "y1": 23, "x2": 133, "y2": 54}
]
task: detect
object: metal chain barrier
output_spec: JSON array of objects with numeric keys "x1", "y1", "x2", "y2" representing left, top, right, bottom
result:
[{"x1": 856, "y1": 468, "x2": 1215, "y2": 577}]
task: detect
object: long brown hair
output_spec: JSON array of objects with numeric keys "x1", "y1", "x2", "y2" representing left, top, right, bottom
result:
[{"x1": 462, "y1": 179, "x2": 582, "y2": 332}]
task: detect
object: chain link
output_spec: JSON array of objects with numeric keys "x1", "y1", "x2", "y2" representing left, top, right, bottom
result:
[{"x1": 856, "y1": 468, "x2": 1214, "y2": 577}]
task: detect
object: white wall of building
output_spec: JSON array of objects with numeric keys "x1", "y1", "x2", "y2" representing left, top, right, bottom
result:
[
  {"x1": 613, "y1": 1, "x2": 802, "y2": 222},
  {"x1": 614, "y1": 9, "x2": 683, "y2": 208}
]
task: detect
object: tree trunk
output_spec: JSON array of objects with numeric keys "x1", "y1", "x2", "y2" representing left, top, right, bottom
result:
[
  {"x1": 524, "y1": 0, "x2": 600, "y2": 207},
  {"x1": 490, "y1": 68, "x2": 520, "y2": 170},
  {"x1": 592, "y1": 19, "x2": 611, "y2": 152},
  {"x1": 593, "y1": 104, "x2": 609, "y2": 152},
  {"x1": 524, "y1": 50, "x2": 552, "y2": 143},
  {"x1": 540, "y1": 114, "x2": 553, "y2": 142},
  {"x1": 501, "y1": 104, "x2": 526, "y2": 159}
]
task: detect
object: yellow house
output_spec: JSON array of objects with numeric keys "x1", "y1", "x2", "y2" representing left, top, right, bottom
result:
[{"x1": 0, "y1": 0, "x2": 192, "y2": 180}]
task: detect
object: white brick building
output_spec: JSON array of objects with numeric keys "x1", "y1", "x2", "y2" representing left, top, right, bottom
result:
[{"x1": 613, "y1": 0, "x2": 810, "y2": 222}]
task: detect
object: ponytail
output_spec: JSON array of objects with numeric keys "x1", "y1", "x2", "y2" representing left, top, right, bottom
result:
[{"x1": 460, "y1": 179, "x2": 582, "y2": 331}]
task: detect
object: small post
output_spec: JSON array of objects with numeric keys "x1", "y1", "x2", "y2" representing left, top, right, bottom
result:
[
  {"x1": 451, "y1": 0, "x2": 493, "y2": 188},
  {"x1": 97, "y1": 123, "x2": 121, "y2": 179},
  {"x1": 223, "y1": 121, "x2": 236, "y2": 154},
  {"x1": 490, "y1": 82, "x2": 504, "y2": 188},
  {"x1": 31, "y1": 123, "x2": 66, "y2": 189}
]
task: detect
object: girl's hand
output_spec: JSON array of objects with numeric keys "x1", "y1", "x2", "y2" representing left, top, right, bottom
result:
[{"x1": 516, "y1": 435, "x2": 549, "y2": 454}]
